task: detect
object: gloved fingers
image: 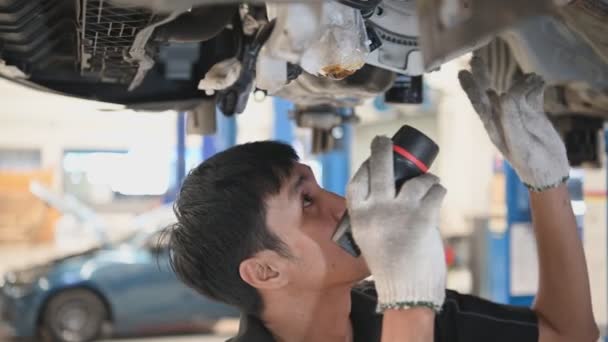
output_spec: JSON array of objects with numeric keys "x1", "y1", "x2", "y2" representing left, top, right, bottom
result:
[
  {"x1": 525, "y1": 74, "x2": 546, "y2": 110},
  {"x1": 485, "y1": 90, "x2": 510, "y2": 157},
  {"x1": 530, "y1": 117, "x2": 564, "y2": 157},
  {"x1": 519, "y1": 75, "x2": 553, "y2": 133},
  {"x1": 369, "y1": 136, "x2": 396, "y2": 199},
  {"x1": 418, "y1": 183, "x2": 447, "y2": 214},
  {"x1": 507, "y1": 73, "x2": 541, "y2": 103},
  {"x1": 517, "y1": 74, "x2": 545, "y2": 119},
  {"x1": 500, "y1": 94, "x2": 531, "y2": 156},
  {"x1": 458, "y1": 70, "x2": 491, "y2": 115},
  {"x1": 524, "y1": 106, "x2": 557, "y2": 145},
  {"x1": 505, "y1": 74, "x2": 559, "y2": 149},
  {"x1": 347, "y1": 160, "x2": 370, "y2": 204},
  {"x1": 486, "y1": 89, "x2": 501, "y2": 118},
  {"x1": 460, "y1": 71, "x2": 509, "y2": 158},
  {"x1": 397, "y1": 173, "x2": 441, "y2": 205},
  {"x1": 500, "y1": 84, "x2": 570, "y2": 187},
  {"x1": 469, "y1": 56, "x2": 492, "y2": 91}
]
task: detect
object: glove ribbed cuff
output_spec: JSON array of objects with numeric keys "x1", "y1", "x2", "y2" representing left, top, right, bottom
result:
[
  {"x1": 524, "y1": 175, "x2": 569, "y2": 192},
  {"x1": 373, "y1": 274, "x2": 446, "y2": 314}
]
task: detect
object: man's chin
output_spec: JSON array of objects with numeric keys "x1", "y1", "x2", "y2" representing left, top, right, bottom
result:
[
  {"x1": 332, "y1": 268, "x2": 370, "y2": 288},
  {"x1": 360, "y1": 256, "x2": 371, "y2": 277},
  {"x1": 351, "y1": 267, "x2": 371, "y2": 284},
  {"x1": 333, "y1": 254, "x2": 370, "y2": 284}
]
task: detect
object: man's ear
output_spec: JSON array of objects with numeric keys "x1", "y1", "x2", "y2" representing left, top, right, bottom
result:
[{"x1": 239, "y1": 250, "x2": 289, "y2": 290}]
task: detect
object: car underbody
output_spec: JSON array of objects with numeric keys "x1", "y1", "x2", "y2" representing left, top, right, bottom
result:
[{"x1": 0, "y1": 0, "x2": 607, "y2": 163}]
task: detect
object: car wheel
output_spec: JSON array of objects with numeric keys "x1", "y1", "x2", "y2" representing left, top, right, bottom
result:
[{"x1": 41, "y1": 289, "x2": 108, "y2": 342}]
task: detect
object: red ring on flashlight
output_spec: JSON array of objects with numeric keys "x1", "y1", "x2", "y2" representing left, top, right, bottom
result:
[{"x1": 393, "y1": 145, "x2": 429, "y2": 173}]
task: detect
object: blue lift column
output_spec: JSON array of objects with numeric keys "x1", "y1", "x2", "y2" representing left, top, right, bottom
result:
[
  {"x1": 164, "y1": 112, "x2": 188, "y2": 204},
  {"x1": 202, "y1": 109, "x2": 238, "y2": 160},
  {"x1": 273, "y1": 98, "x2": 351, "y2": 195},
  {"x1": 215, "y1": 110, "x2": 238, "y2": 153},
  {"x1": 176, "y1": 112, "x2": 187, "y2": 186},
  {"x1": 317, "y1": 110, "x2": 352, "y2": 196},
  {"x1": 487, "y1": 163, "x2": 535, "y2": 306},
  {"x1": 489, "y1": 161, "x2": 586, "y2": 308},
  {"x1": 273, "y1": 97, "x2": 294, "y2": 144},
  {"x1": 167, "y1": 110, "x2": 236, "y2": 204},
  {"x1": 506, "y1": 163, "x2": 535, "y2": 306},
  {"x1": 605, "y1": 130, "x2": 608, "y2": 342}
]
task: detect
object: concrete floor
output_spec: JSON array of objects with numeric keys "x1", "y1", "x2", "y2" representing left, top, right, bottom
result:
[
  {"x1": 0, "y1": 329, "x2": 231, "y2": 342},
  {"x1": 0, "y1": 327, "x2": 232, "y2": 342},
  {"x1": 102, "y1": 335, "x2": 230, "y2": 342},
  {"x1": 0, "y1": 323, "x2": 238, "y2": 342},
  {"x1": 0, "y1": 313, "x2": 238, "y2": 342},
  {"x1": 0, "y1": 335, "x2": 229, "y2": 342}
]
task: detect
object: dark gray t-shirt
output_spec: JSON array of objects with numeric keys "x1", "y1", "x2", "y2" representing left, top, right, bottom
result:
[{"x1": 228, "y1": 282, "x2": 538, "y2": 342}]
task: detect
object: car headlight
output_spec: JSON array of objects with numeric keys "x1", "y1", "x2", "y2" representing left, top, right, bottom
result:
[{"x1": 3, "y1": 264, "x2": 52, "y2": 297}]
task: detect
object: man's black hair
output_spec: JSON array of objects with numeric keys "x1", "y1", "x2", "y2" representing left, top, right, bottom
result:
[{"x1": 167, "y1": 141, "x2": 298, "y2": 316}]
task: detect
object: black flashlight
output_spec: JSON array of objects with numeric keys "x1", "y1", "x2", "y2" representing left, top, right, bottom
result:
[{"x1": 331, "y1": 125, "x2": 439, "y2": 257}]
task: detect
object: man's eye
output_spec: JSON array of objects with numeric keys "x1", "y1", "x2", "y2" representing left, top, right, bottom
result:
[{"x1": 302, "y1": 194, "x2": 313, "y2": 208}]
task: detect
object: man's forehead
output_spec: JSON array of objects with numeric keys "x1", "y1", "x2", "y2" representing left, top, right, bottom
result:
[
  {"x1": 278, "y1": 162, "x2": 312, "y2": 197},
  {"x1": 286, "y1": 163, "x2": 314, "y2": 184},
  {"x1": 264, "y1": 163, "x2": 307, "y2": 216},
  {"x1": 291, "y1": 162, "x2": 312, "y2": 175}
]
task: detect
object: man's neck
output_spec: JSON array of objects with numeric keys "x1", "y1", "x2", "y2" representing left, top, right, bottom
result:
[{"x1": 262, "y1": 285, "x2": 354, "y2": 342}]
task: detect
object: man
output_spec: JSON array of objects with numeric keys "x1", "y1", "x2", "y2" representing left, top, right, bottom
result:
[{"x1": 167, "y1": 58, "x2": 598, "y2": 341}]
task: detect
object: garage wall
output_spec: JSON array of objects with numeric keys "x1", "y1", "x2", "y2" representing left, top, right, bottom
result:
[
  {"x1": 236, "y1": 96, "x2": 274, "y2": 144},
  {"x1": 0, "y1": 81, "x2": 177, "y2": 192},
  {"x1": 0, "y1": 78, "x2": 279, "y2": 194},
  {"x1": 582, "y1": 162, "x2": 608, "y2": 331},
  {"x1": 1, "y1": 113, "x2": 176, "y2": 192},
  {"x1": 430, "y1": 57, "x2": 497, "y2": 237}
]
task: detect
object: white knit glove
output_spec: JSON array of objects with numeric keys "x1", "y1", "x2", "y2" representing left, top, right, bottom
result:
[
  {"x1": 347, "y1": 136, "x2": 447, "y2": 312},
  {"x1": 458, "y1": 57, "x2": 570, "y2": 191}
]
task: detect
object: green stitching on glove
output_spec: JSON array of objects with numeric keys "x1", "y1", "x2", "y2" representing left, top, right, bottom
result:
[
  {"x1": 377, "y1": 301, "x2": 443, "y2": 314},
  {"x1": 524, "y1": 176, "x2": 570, "y2": 192}
]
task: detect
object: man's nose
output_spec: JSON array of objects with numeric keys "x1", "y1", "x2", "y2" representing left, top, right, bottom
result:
[{"x1": 322, "y1": 190, "x2": 347, "y2": 223}]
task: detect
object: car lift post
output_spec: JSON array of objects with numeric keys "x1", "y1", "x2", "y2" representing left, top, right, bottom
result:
[
  {"x1": 167, "y1": 109, "x2": 236, "y2": 203},
  {"x1": 273, "y1": 97, "x2": 295, "y2": 144},
  {"x1": 489, "y1": 162, "x2": 585, "y2": 308},
  {"x1": 177, "y1": 112, "x2": 187, "y2": 186},
  {"x1": 317, "y1": 109, "x2": 352, "y2": 196},
  {"x1": 163, "y1": 111, "x2": 188, "y2": 204},
  {"x1": 201, "y1": 108, "x2": 237, "y2": 160},
  {"x1": 487, "y1": 163, "x2": 536, "y2": 306},
  {"x1": 215, "y1": 110, "x2": 238, "y2": 152},
  {"x1": 273, "y1": 98, "x2": 351, "y2": 196},
  {"x1": 605, "y1": 129, "x2": 608, "y2": 342}
]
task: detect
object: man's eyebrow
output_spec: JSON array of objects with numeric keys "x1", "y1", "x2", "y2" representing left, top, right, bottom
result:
[{"x1": 288, "y1": 173, "x2": 305, "y2": 200}]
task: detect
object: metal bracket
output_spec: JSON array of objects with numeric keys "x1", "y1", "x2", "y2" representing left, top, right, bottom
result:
[
  {"x1": 127, "y1": 8, "x2": 188, "y2": 91},
  {"x1": 216, "y1": 21, "x2": 275, "y2": 115}
]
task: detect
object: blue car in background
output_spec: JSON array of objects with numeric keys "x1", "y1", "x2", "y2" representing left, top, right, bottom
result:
[{"x1": 0, "y1": 206, "x2": 239, "y2": 341}]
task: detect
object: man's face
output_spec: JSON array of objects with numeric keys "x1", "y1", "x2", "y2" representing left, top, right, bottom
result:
[{"x1": 265, "y1": 162, "x2": 370, "y2": 291}]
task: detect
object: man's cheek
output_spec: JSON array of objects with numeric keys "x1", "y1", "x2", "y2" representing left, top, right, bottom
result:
[{"x1": 292, "y1": 232, "x2": 324, "y2": 259}]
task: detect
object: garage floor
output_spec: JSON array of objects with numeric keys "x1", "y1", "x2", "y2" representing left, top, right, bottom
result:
[
  {"x1": 0, "y1": 316, "x2": 239, "y2": 341},
  {"x1": 0, "y1": 335, "x2": 229, "y2": 342},
  {"x1": 0, "y1": 327, "x2": 232, "y2": 342},
  {"x1": 103, "y1": 335, "x2": 230, "y2": 342},
  {"x1": 0, "y1": 326, "x2": 235, "y2": 342}
]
